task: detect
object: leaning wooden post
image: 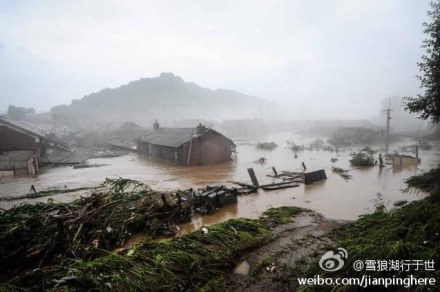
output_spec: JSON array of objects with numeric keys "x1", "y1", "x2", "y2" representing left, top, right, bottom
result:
[{"x1": 247, "y1": 168, "x2": 259, "y2": 187}]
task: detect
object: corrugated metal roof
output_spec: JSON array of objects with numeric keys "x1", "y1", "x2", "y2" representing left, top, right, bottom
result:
[
  {"x1": 0, "y1": 117, "x2": 48, "y2": 137},
  {"x1": 140, "y1": 128, "x2": 197, "y2": 148}
]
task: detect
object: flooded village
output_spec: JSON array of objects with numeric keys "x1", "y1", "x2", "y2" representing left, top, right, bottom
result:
[
  {"x1": 1, "y1": 110, "x2": 439, "y2": 290},
  {"x1": 1, "y1": 1, "x2": 440, "y2": 291}
]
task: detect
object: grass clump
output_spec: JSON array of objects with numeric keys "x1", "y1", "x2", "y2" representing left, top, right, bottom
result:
[
  {"x1": 331, "y1": 166, "x2": 352, "y2": 181},
  {"x1": 2, "y1": 206, "x2": 308, "y2": 290},
  {"x1": 262, "y1": 206, "x2": 306, "y2": 224},
  {"x1": 405, "y1": 166, "x2": 440, "y2": 193},
  {"x1": 287, "y1": 140, "x2": 305, "y2": 152},
  {"x1": 349, "y1": 151, "x2": 375, "y2": 166},
  {"x1": 18, "y1": 218, "x2": 272, "y2": 291}
]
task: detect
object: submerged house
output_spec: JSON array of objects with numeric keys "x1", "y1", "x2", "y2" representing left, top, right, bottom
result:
[
  {"x1": 0, "y1": 117, "x2": 88, "y2": 176},
  {"x1": 0, "y1": 117, "x2": 48, "y2": 154},
  {"x1": 137, "y1": 122, "x2": 235, "y2": 166},
  {"x1": 0, "y1": 117, "x2": 48, "y2": 176}
]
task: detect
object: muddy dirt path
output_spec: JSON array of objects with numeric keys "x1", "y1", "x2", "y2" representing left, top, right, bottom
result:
[{"x1": 229, "y1": 211, "x2": 347, "y2": 291}]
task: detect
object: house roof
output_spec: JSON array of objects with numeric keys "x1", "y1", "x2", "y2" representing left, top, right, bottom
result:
[
  {"x1": 42, "y1": 148, "x2": 88, "y2": 164},
  {"x1": 0, "y1": 117, "x2": 48, "y2": 138},
  {"x1": 139, "y1": 128, "x2": 197, "y2": 148},
  {"x1": 116, "y1": 121, "x2": 145, "y2": 131},
  {"x1": 139, "y1": 127, "x2": 235, "y2": 148},
  {"x1": 106, "y1": 138, "x2": 133, "y2": 149}
]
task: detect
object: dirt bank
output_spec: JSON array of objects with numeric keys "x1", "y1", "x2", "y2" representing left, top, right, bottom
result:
[{"x1": 226, "y1": 211, "x2": 347, "y2": 291}]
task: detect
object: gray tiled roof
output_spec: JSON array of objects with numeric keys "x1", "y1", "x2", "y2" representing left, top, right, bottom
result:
[
  {"x1": 0, "y1": 117, "x2": 48, "y2": 137},
  {"x1": 139, "y1": 128, "x2": 197, "y2": 148}
]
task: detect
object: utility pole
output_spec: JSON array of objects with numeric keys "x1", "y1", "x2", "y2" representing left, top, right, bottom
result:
[{"x1": 384, "y1": 99, "x2": 393, "y2": 154}]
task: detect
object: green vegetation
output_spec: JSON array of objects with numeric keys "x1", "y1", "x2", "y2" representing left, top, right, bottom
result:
[
  {"x1": 404, "y1": 1, "x2": 440, "y2": 122},
  {"x1": 349, "y1": 151, "x2": 375, "y2": 166},
  {"x1": 256, "y1": 142, "x2": 278, "y2": 150},
  {"x1": 405, "y1": 167, "x2": 440, "y2": 193},
  {"x1": 262, "y1": 206, "x2": 306, "y2": 224},
  {"x1": 40, "y1": 218, "x2": 271, "y2": 291},
  {"x1": 1, "y1": 205, "x2": 307, "y2": 290},
  {"x1": 300, "y1": 168, "x2": 440, "y2": 290}
]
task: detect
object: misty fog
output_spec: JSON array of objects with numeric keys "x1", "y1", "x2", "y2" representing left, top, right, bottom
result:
[{"x1": 0, "y1": 0, "x2": 432, "y2": 125}]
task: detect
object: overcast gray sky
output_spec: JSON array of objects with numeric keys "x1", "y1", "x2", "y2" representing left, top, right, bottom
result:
[{"x1": 0, "y1": 0, "x2": 431, "y2": 119}]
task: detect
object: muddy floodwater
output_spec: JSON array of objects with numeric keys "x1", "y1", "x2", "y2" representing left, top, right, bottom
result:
[{"x1": 1, "y1": 133, "x2": 439, "y2": 233}]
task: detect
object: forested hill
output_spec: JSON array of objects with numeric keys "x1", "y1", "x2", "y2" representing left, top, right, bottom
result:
[{"x1": 50, "y1": 73, "x2": 275, "y2": 125}]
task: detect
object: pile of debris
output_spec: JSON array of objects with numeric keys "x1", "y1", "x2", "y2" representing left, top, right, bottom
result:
[
  {"x1": 193, "y1": 185, "x2": 238, "y2": 214},
  {"x1": 230, "y1": 167, "x2": 305, "y2": 192},
  {"x1": 0, "y1": 178, "x2": 192, "y2": 278}
]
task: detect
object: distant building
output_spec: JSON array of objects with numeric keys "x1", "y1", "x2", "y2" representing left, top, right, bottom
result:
[
  {"x1": 111, "y1": 121, "x2": 146, "y2": 144},
  {"x1": 222, "y1": 119, "x2": 267, "y2": 139},
  {"x1": 137, "y1": 122, "x2": 235, "y2": 166}
]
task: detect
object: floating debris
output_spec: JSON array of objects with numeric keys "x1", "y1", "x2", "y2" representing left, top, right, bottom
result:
[
  {"x1": 304, "y1": 170, "x2": 327, "y2": 185},
  {"x1": 193, "y1": 185, "x2": 238, "y2": 214},
  {"x1": 253, "y1": 157, "x2": 267, "y2": 164},
  {"x1": 332, "y1": 166, "x2": 352, "y2": 181}
]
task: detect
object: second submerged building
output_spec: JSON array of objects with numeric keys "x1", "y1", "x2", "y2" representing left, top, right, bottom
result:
[{"x1": 137, "y1": 122, "x2": 235, "y2": 166}]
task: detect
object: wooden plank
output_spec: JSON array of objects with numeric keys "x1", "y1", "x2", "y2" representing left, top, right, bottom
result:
[
  {"x1": 228, "y1": 180, "x2": 255, "y2": 188},
  {"x1": 262, "y1": 184, "x2": 299, "y2": 191},
  {"x1": 247, "y1": 168, "x2": 259, "y2": 187},
  {"x1": 237, "y1": 188, "x2": 257, "y2": 195}
]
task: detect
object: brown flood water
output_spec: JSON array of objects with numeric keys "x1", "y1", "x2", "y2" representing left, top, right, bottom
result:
[{"x1": 1, "y1": 133, "x2": 439, "y2": 236}]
